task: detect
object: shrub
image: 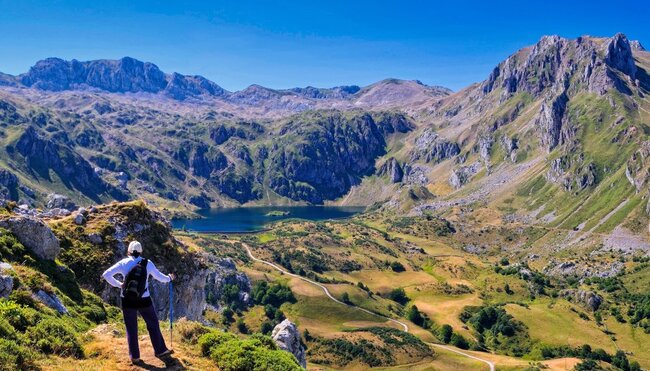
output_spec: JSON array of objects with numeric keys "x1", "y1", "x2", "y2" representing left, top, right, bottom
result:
[
  {"x1": 0, "y1": 229, "x2": 27, "y2": 262},
  {"x1": 25, "y1": 318, "x2": 83, "y2": 358},
  {"x1": 176, "y1": 318, "x2": 212, "y2": 345},
  {"x1": 0, "y1": 300, "x2": 40, "y2": 332},
  {"x1": 341, "y1": 292, "x2": 351, "y2": 304},
  {"x1": 0, "y1": 338, "x2": 37, "y2": 371},
  {"x1": 198, "y1": 331, "x2": 237, "y2": 356},
  {"x1": 201, "y1": 333, "x2": 302, "y2": 371}
]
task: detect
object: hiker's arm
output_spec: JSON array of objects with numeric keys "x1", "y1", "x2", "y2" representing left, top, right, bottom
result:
[
  {"x1": 148, "y1": 261, "x2": 172, "y2": 283},
  {"x1": 102, "y1": 261, "x2": 124, "y2": 288}
]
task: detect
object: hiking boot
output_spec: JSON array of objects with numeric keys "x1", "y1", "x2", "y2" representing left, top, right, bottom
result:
[
  {"x1": 131, "y1": 358, "x2": 144, "y2": 365},
  {"x1": 155, "y1": 349, "x2": 174, "y2": 358}
]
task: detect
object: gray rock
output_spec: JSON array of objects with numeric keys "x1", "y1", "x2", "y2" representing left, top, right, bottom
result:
[
  {"x1": 33, "y1": 289, "x2": 68, "y2": 314},
  {"x1": 272, "y1": 319, "x2": 307, "y2": 368},
  {"x1": 0, "y1": 217, "x2": 60, "y2": 260},
  {"x1": 501, "y1": 136, "x2": 518, "y2": 162},
  {"x1": 0, "y1": 263, "x2": 13, "y2": 299},
  {"x1": 560, "y1": 289, "x2": 603, "y2": 311},
  {"x1": 46, "y1": 193, "x2": 77, "y2": 210},
  {"x1": 87, "y1": 233, "x2": 103, "y2": 244},
  {"x1": 402, "y1": 164, "x2": 429, "y2": 186},
  {"x1": 449, "y1": 161, "x2": 482, "y2": 189},
  {"x1": 0, "y1": 274, "x2": 13, "y2": 298},
  {"x1": 410, "y1": 129, "x2": 460, "y2": 163},
  {"x1": 0, "y1": 169, "x2": 19, "y2": 201},
  {"x1": 73, "y1": 213, "x2": 86, "y2": 225},
  {"x1": 204, "y1": 257, "x2": 252, "y2": 309},
  {"x1": 605, "y1": 33, "x2": 637, "y2": 80},
  {"x1": 377, "y1": 158, "x2": 403, "y2": 183}
]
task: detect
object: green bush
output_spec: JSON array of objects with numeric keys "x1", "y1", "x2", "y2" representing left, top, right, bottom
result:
[
  {"x1": 198, "y1": 331, "x2": 237, "y2": 356},
  {"x1": 0, "y1": 338, "x2": 37, "y2": 371},
  {"x1": 0, "y1": 300, "x2": 40, "y2": 332},
  {"x1": 0, "y1": 229, "x2": 27, "y2": 261},
  {"x1": 25, "y1": 318, "x2": 84, "y2": 358},
  {"x1": 199, "y1": 331, "x2": 301, "y2": 371}
]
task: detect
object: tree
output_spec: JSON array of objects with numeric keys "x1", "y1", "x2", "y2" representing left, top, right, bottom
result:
[
  {"x1": 438, "y1": 324, "x2": 453, "y2": 344},
  {"x1": 236, "y1": 318, "x2": 248, "y2": 334},
  {"x1": 260, "y1": 321, "x2": 274, "y2": 335},
  {"x1": 221, "y1": 307, "x2": 234, "y2": 326},
  {"x1": 407, "y1": 305, "x2": 425, "y2": 327},
  {"x1": 390, "y1": 261, "x2": 406, "y2": 272},
  {"x1": 341, "y1": 292, "x2": 352, "y2": 304},
  {"x1": 388, "y1": 288, "x2": 409, "y2": 305},
  {"x1": 450, "y1": 333, "x2": 469, "y2": 349}
]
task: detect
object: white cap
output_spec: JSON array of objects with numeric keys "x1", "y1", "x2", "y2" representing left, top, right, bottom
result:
[{"x1": 128, "y1": 241, "x2": 143, "y2": 254}]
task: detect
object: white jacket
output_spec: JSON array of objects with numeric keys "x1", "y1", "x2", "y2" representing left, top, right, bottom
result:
[{"x1": 102, "y1": 256, "x2": 171, "y2": 298}]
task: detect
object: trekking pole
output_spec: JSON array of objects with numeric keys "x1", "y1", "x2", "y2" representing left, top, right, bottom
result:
[{"x1": 169, "y1": 280, "x2": 173, "y2": 350}]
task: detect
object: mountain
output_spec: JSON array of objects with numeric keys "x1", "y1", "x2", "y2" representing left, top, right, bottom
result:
[{"x1": 1, "y1": 33, "x2": 649, "y2": 225}]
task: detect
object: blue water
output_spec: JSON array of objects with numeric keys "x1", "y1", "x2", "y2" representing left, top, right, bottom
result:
[{"x1": 171, "y1": 206, "x2": 365, "y2": 233}]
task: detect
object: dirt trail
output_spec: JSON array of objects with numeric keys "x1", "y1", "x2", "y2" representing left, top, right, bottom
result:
[{"x1": 240, "y1": 242, "x2": 496, "y2": 371}]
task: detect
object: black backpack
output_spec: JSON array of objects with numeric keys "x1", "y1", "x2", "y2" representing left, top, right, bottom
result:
[{"x1": 122, "y1": 258, "x2": 148, "y2": 299}]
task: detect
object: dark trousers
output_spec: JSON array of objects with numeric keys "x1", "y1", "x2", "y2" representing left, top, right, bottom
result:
[{"x1": 122, "y1": 303, "x2": 168, "y2": 359}]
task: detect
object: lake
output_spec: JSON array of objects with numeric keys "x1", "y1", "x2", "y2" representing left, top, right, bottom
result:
[{"x1": 171, "y1": 206, "x2": 365, "y2": 233}]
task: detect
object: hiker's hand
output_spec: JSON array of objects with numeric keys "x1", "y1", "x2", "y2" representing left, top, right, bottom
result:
[{"x1": 169, "y1": 273, "x2": 175, "y2": 281}]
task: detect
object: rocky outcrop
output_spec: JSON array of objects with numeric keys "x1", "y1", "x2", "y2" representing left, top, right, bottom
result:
[
  {"x1": 410, "y1": 129, "x2": 460, "y2": 163},
  {"x1": 204, "y1": 258, "x2": 252, "y2": 309},
  {"x1": 402, "y1": 164, "x2": 429, "y2": 186},
  {"x1": 547, "y1": 155, "x2": 597, "y2": 191},
  {"x1": 536, "y1": 91, "x2": 569, "y2": 151},
  {"x1": 272, "y1": 319, "x2": 307, "y2": 368},
  {"x1": 501, "y1": 135, "x2": 518, "y2": 162},
  {"x1": 33, "y1": 289, "x2": 68, "y2": 314},
  {"x1": 0, "y1": 217, "x2": 60, "y2": 260},
  {"x1": 0, "y1": 169, "x2": 19, "y2": 201},
  {"x1": 625, "y1": 141, "x2": 650, "y2": 192},
  {"x1": 377, "y1": 158, "x2": 404, "y2": 183},
  {"x1": 560, "y1": 289, "x2": 603, "y2": 311},
  {"x1": 46, "y1": 193, "x2": 77, "y2": 210},
  {"x1": 449, "y1": 162, "x2": 482, "y2": 189}
]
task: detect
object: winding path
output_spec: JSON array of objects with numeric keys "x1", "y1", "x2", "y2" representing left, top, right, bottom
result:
[{"x1": 240, "y1": 242, "x2": 495, "y2": 371}]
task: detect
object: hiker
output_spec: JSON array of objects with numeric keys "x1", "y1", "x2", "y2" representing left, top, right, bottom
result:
[{"x1": 102, "y1": 241, "x2": 175, "y2": 364}]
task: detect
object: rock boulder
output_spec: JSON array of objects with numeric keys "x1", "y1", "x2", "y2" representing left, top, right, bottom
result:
[
  {"x1": 0, "y1": 217, "x2": 60, "y2": 260},
  {"x1": 272, "y1": 319, "x2": 307, "y2": 368}
]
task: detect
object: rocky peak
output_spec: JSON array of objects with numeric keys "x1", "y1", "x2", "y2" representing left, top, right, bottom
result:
[
  {"x1": 604, "y1": 33, "x2": 637, "y2": 79},
  {"x1": 18, "y1": 57, "x2": 227, "y2": 100},
  {"x1": 482, "y1": 33, "x2": 639, "y2": 99}
]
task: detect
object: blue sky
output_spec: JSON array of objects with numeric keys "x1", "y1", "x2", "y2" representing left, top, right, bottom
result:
[{"x1": 0, "y1": 0, "x2": 648, "y2": 91}]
